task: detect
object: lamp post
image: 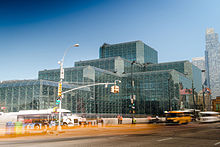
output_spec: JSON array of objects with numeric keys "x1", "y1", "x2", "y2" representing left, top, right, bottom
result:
[{"x1": 57, "y1": 43, "x2": 79, "y2": 131}]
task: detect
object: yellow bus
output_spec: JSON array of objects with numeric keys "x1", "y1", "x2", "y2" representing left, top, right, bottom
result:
[{"x1": 165, "y1": 110, "x2": 192, "y2": 124}]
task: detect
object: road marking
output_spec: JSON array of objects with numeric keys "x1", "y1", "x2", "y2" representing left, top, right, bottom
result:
[
  {"x1": 157, "y1": 137, "x2": 173, "y2": 142},
  {"x1": 214, "y1": 142, "x2": 220, "y2": 146}
]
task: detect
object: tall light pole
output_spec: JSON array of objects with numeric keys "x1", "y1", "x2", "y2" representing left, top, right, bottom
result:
[{"x1": 57, "y1": 43, "x2": 79, "y2": 131}]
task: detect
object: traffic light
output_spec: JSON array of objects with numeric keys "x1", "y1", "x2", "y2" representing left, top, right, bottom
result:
[
  {"x1": 58, "y1": 82, "x2": 62, "y2": 97},
  {"x1": 132, "y1": 103, "x2": 135, "y2": 109},
  {"x1": 110, "y1": 85, "x2": 119, "y2": 93},
  {"x1": 114, "y1": 85, "x2": 119, "y2": 93}
]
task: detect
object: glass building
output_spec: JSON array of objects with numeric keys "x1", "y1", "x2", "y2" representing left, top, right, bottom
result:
[
  {"x1": 145, "y1": 61, "x2": 202, "y2": 92},
  {"x1": 205, "y1": 28, "x2": 220, "y2": 99},
  {"x1": 192, "y1": 57, "x2": 205, "y2": 85},
  {"x1": 75, "y1": 56, "x2": 144, "y2": 74},
  {"x1": 0, "y1": 80, "x2": 91, "y2": 113},
  {"x1": 39, "y1": 66, "x2": 123, "y2": 114},
  {"x1": 99, "y1": 40, "x2": 158, "y2": 64},
  {"x1": 0, "y1": 40, "x2": 202, "y2": 116}
]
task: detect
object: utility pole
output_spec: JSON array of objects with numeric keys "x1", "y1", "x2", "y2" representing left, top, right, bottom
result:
[
  {"x1": 192, "y1": 81, "x2": 196, "y2": 110},
  {"x1": 130, "y1": 61, "x2": 136, "y2": 116}
]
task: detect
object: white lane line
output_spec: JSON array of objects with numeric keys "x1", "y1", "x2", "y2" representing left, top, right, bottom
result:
[
  {"x1": 214, "y1": 142, "x2": 220, "y2": 146},
  {"x1": 157, "y1": 137, "x2": 173, "y2": 142}
]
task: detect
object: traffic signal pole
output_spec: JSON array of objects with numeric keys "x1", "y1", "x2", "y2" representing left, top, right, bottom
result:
[
  {"x1": 57, "y1": 80, "x2": 121, "y2": 131},
  {"x1": 62, "y1": 81, "x2": 120, "y2": 95},
  {"x1": 58, "y1": 61, "x2": 64, "y2": 131},
  {"x1": 57, "y1": 44, "x2": 79, "y2": 131}
]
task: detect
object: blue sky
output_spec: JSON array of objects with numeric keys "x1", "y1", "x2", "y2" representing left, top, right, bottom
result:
[{"x1": 0, "y1": 0, "x2": 220, "y2": 81}]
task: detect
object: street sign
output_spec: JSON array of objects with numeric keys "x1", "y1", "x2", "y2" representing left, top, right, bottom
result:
[{"x1": 60, "y1": 68, "x2": 64, "y2": 79}]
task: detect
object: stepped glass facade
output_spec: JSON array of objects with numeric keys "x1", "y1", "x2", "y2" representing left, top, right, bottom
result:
[{"x1": 0, "y1": 40, "x2": 202, "y2": 116}]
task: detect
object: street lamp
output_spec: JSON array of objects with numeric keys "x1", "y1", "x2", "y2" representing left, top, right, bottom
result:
[{"x1": 57, "y1": 43, "x2": 79, "y2": 131}]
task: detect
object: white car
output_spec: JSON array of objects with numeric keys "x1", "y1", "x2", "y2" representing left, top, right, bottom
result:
[{"x1": 199, "y1": 111, "x2": 220, "y2": 123}]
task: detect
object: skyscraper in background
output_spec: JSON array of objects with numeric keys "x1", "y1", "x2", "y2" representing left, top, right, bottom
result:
[
  {"x1": 205, "y1": 28, "x2": 220, "y2": 99},
  {"x1": 192, "y1": 57, "x2": 205, "y2": 85}
]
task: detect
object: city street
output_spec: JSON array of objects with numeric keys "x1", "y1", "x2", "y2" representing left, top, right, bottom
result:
[{"x1": 0, "y1": 122, "x2": 219, "y2": 147}]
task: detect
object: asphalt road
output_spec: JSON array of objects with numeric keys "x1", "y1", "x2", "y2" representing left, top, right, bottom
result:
[{"x1": 0, "y1": 122, "x2": 220, "y2": 147}]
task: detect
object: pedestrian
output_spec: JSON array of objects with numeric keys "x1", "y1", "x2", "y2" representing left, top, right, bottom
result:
[
  {"x1": 117, "y1": 115, "x2": 120, "y2": 124},
  {"x1": 120, "y1": 116, "x2": 123, "y2": 124}
]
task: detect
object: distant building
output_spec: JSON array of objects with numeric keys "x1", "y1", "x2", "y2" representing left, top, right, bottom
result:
[
  {"x1": 212, "y1": 96, "x2": 220, "y2": 112},
  {"x1": 205, "y1": 28, "x2": 220, "y2": 99},
  {"x1": 192, "y1": 57, "x2": 205, "y2": 84},
  {"x1": 197, "y1": 91, "x2": 211, "y2": 111}
]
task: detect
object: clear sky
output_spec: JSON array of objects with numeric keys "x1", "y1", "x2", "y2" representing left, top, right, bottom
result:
[{"x1": 0, "y1": 0, "x2": 220, "y2": 81}]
